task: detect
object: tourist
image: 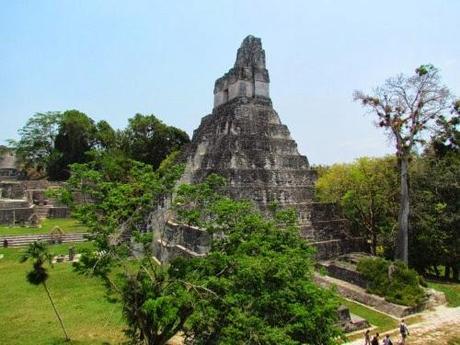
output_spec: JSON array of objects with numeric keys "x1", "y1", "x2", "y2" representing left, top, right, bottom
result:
[
  {"x1": 371, "y1": 332, "x2": 380, "y2": 345},
  {"x1": 364, "y1": 329, "x2": 371, "y2": 345},
  {"x1": 399, "y1": 319, "x2": 409, "y2": 344},
  {"x1": 383, "y1": 334, "x2": 393, "y2": 345}
]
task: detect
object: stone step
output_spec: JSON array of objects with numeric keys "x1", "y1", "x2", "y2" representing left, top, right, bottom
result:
[
  {"x1": 1, "y1": 233, "x2": 89, "y2": 247},
  {"x1": 3, "y1": 234, "x2": 86, "y2": 240}
]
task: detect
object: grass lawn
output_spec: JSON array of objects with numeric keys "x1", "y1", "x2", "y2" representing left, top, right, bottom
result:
[
  {"x1": 339, "y1": 297, "x2": 398, "y2": 340},
  {"x1": 0, "y1": 218, "x2": 88, "y2": 236},
  {"x1": 0, "y1": 243, "x2": 126, "y2": 345},
  {"x1": 428, "y1": 280, "x2": 460, "y2": 307},
  {"x1": 341, "y1": 297, "x2": 432, "y2": 342}
]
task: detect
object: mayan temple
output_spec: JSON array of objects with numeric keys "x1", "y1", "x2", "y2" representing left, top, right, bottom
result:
[{"x1": 159, "y1": 35, "x2": 364, "y2": 260}]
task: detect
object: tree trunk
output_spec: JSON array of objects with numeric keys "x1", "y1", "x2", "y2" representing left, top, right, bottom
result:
[
  {"x1": 433, "y1": 265, "x2": 440, "y2": 278},
  {"x1": 444, "y1": 265, "x2": 451, "y2": 281},
  {"x1": 42, "y1": 282, "x2": 70, "y2": 341},
  {"x1": 371, "y1": 231, "x2": 377, "y2": 256},
  {"x1": 452, "y1": 266, "x2": 459, "y2": 282},
  {"x1": 395, "y1": 157, "x2": 409, "y2": 264}
]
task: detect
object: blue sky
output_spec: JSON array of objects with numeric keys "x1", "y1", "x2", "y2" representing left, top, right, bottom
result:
[{"x1": 1, "y1": 0, "x2": 459, "y2": 165}]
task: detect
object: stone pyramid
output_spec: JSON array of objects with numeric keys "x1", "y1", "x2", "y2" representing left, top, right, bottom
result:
[{"x1": 178, "y1": 35, "x2": 364, "y2": 256}]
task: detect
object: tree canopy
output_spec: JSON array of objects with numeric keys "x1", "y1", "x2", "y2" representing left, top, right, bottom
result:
[
  {"x1": 173, "y1": 176, "x2": 342, "y2": 344},
  {"x1": 120, "y1": 113, "x2": 190, "y2": 170},
  {"x1": 316, "y1": 157, "x2": 399, "y2": 256},
  {"x1": 58, "y1": 162, "x2": 343, "y2": 344},
  {"x1": 10, "y1": 111, "x2": 189, "y2": 180}
]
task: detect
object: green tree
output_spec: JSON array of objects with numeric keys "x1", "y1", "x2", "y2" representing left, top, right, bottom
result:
[
  {"x1": 121, "y1": 263, "x2": 194, "y2": 345},
  {"x1": 173, "y1": 176, "x2": 343, "y2": 345},
  {"x1": 58, "y1": 160, "x2": 190, "y2": 345},
  {"x1": 20, "y1": 242, "x2": 70, "y2": 341},
  {"x1": 48, "y1": 110, "x2": 98, "y2": 180},
  {"x1": 316, "y1": 157, "x2": 399, "y2": 256},
  {"x1": 121, "y1": 114, "x2": 190, "y2": 169},
  {"x1": 61, "y1": 165, "x2": 342, "y2": 344},
  {"x1": 94, "y1": 120, "x2": 118, "y2": 150},
  {"x1": 9, "y1": 111, "x2": 62, "y2": 175},
  {"x1": 410, "y1": 112, "x2": 460, "y2": 280},
  {"x1": 354, "y1": 64, "x2": 453, "y2": 263},
  {"x1": 356, "y1": 257, "x2": 425, "y2": 306}
]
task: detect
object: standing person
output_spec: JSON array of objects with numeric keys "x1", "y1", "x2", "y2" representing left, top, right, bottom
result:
[
  {"x1": 364, "y1": 329, "x2": 371, "y2": 345},
  {"x1": 371, "y1": 332, "x2": 380, "y2": 345},
  {"x1": 399, "y1": 319, "x2": 409, "y2": 344},
  {"x1": 383, "y1": 334, "x2": 393, "y2": 345}
]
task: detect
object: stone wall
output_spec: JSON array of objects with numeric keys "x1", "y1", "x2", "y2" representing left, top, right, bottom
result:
[
  {"x1": 156, "y1": 219, "x2": 366, "y2": 263},
  {"x1": 0, "y1": 207, "x2": 33, "y2": 225},
  {"x1": 0, "y1": 182, "x2": 25, "y2": 199},
  {"x1": 0, "y1": 200, "x2": 29, "y2": 209},
  {"x1": 155, "y1": 221, "x2": 209, "y2": 262},
  {"x1": 0, "y1": 180, "x2": 70, "y2": 224},
  {"x1": 313, "y1": 238, "x2": 368, "y2": 261},
  {"x1": 48, "y1": 207, "x2": 70, "y2": 218}
]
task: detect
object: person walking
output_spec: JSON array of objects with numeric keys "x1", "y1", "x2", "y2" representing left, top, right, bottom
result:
[
  {"x1": 371, "y1": 332, "x2": 380, "y2": 345},
  {"x1": 383, "y1": 334, "x2": 393, "y2": 345},
  {"x1": 364, "y1": 329, "x2": 371, "y2": 345},
  {"x1": 399, "y1": 319, "x2": 409, "y2": 344}
]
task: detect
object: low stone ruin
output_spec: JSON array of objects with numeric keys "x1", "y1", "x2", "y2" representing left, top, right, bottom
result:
[
  {"x1": 0, "y1": 179, "x2": 70, "y2": 225},
  {"x1": 337, "y1": 305, "x2": 370, "y2": 333},
  {"x1": 317, "y1": 253, "x2": 447, "y2": 317}
]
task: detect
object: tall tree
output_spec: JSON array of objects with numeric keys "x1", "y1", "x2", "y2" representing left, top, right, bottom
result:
[
  {"x1": 20, "y1": 242, "x2": 70, "y2": 341},
  {"x1": 121, "y1": 114, "x2": 190, "y2": 169},
  {"x1": 9, "y1": 112, "x2": 62, "y2": 175},
  {"x1": 354, "y1": 65, "x2": 453, "y2": 263},
  {"x1": 61, "y1": 161, "x2": 192, "y2": 345},
  {"x1": 48, "y1": 110, "x2": 97, "y2": 180},
  {"x1": 94, "y1": 120, "x2": 118, "y2": 150}
]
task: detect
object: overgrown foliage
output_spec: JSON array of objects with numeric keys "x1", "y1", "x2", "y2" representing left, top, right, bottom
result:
[
  {"x1": 60, "y1": 162, "x2": 343, "y2": 344},
  {"x1": 316, "y1": 157, "x2": 399, "y2": 256},
  {"x1": 357, "y1": 257, "x2": 425, "y2": 306},
  {"x1": 173, "y1": 175, "x2": 343, "y2": 345}
]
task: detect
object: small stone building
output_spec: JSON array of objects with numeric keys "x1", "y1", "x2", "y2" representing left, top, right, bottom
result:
[{"x1": 0, "y1": 147, "x2": 19, "y2": 180}]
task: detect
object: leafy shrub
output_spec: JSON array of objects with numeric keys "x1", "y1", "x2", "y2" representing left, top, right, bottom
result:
[{"x1": 357, "y1": 257, "x2": 425, "y2": 306}]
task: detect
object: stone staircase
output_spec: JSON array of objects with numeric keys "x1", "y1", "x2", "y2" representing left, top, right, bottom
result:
[
  {"x1": 33, "y1": 205, "x2": 51, "y2": 219},
  {"x1": 1, "y1": 233, "x2": 89, "y2": 247}
]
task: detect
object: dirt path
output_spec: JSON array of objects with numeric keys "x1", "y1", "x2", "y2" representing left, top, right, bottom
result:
[
  {"x1": 346, "y1": 306, "x2": 460, "y2": 345},
  {"x1": 165, "y1": 306, "x2": 460, "y2": 345}
]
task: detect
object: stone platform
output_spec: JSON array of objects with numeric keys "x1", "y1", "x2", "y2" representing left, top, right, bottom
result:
[{"x1": 316, "y1": 253, "x2": 447, "y2": 317}]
